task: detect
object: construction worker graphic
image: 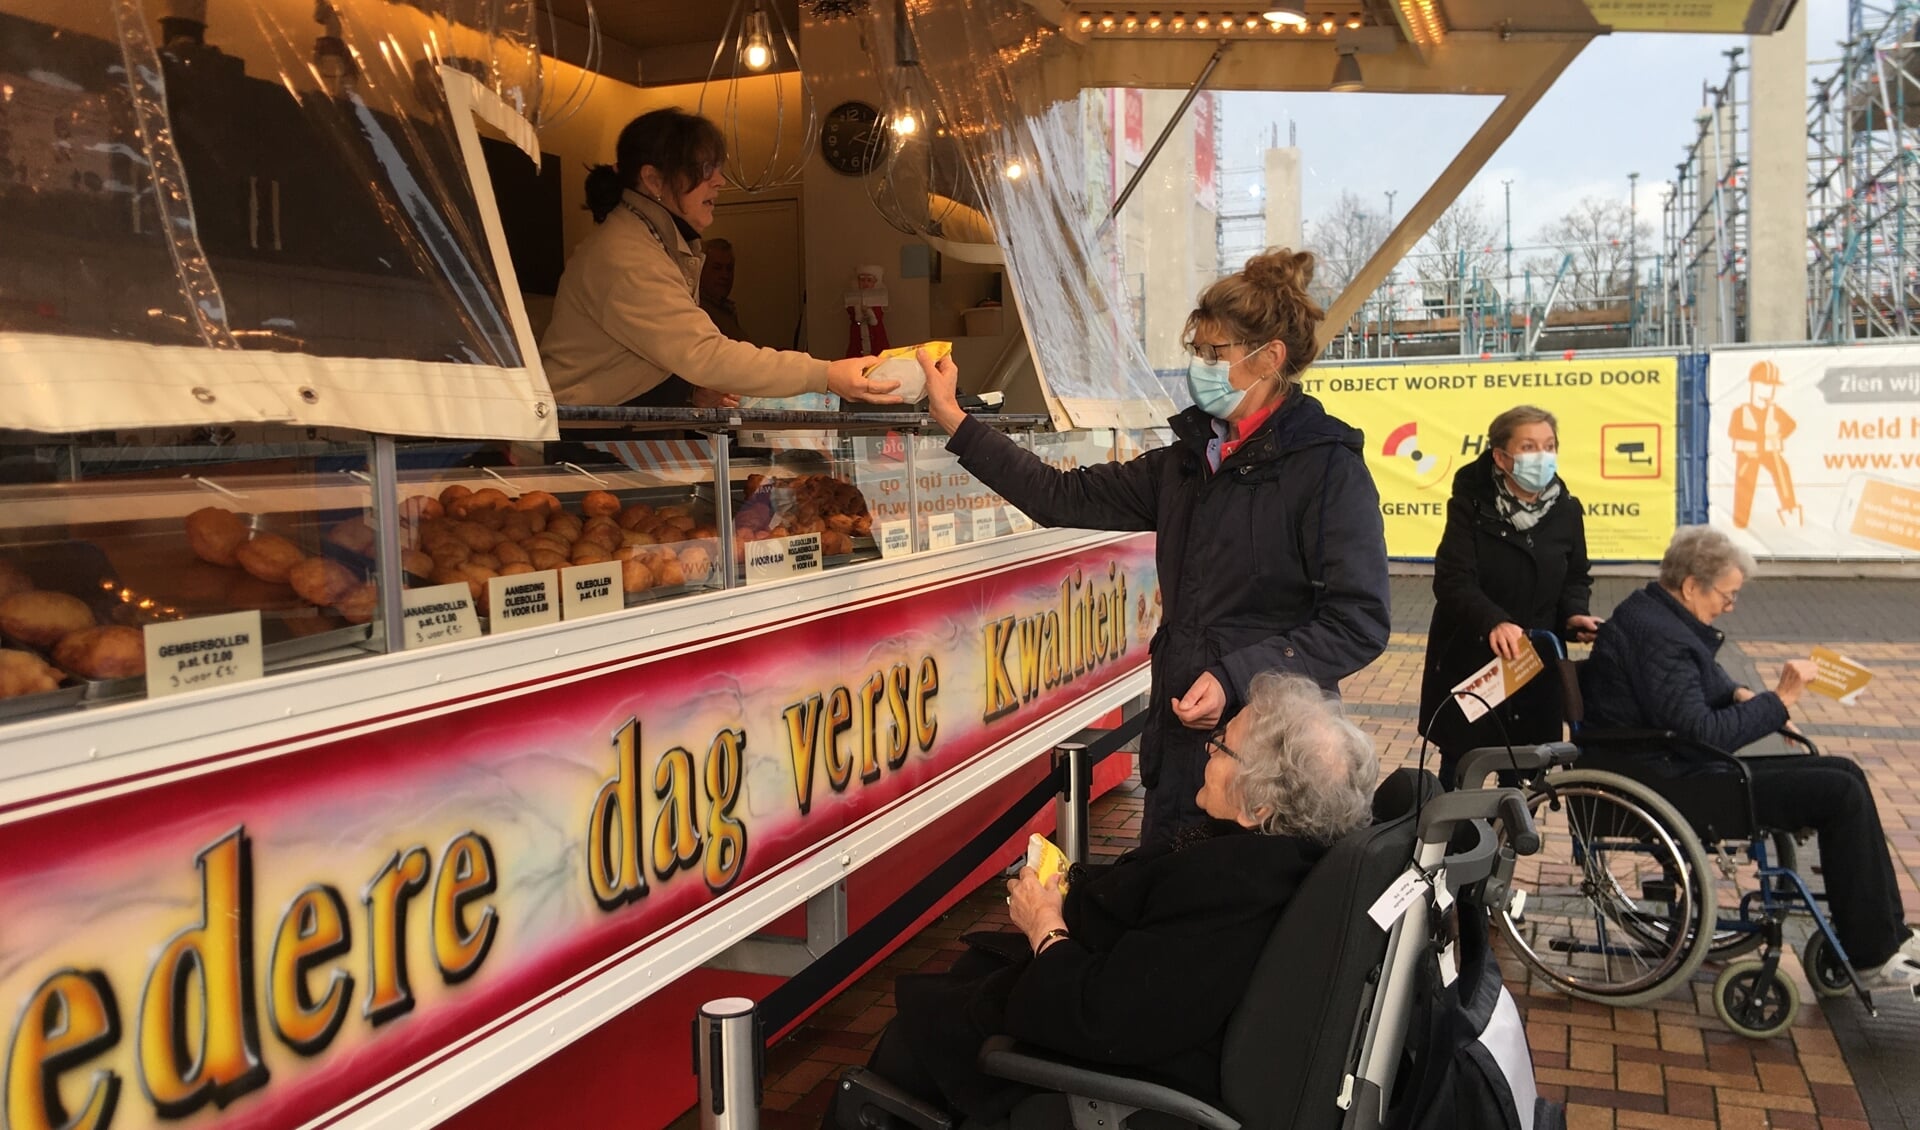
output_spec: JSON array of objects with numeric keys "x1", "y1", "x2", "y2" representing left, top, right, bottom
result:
[{"x1": 1728, "y1": 359, "x2": 1801, "y2": 527}]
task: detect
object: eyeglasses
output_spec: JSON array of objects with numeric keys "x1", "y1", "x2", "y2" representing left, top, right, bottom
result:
[
  {"x1": 1712, "y1": 585, "x2": 1741, "y2": 608},
  {"x1": 1205, "y1": 727, "x2": 1241, "y2": 761},
  {"x1": 1184, "y1": 340, "x2": 1250, "y2": 364}
]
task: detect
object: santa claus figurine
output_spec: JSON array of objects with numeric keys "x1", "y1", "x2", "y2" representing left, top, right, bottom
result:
[{"x1": 844, "y1": 265, "x2": 891, "y2": 358}]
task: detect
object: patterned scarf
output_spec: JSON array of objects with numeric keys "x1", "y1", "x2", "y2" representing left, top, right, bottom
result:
[{"x1": 1493, "y1": 471, "x2": 1562, "y2": 532}]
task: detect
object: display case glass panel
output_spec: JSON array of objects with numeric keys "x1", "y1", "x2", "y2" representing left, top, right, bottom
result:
[{"x1": 0, "y1": 434, "x2": 389, "y2": 722}]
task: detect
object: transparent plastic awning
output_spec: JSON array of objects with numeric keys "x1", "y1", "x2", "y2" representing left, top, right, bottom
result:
[{"x1": 0, "y1": 0, "x2": 556, "y2": 440}]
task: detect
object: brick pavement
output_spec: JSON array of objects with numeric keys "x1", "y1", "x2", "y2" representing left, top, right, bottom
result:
[{"x1": 725, "y1": 577, "x2": 1920, "y2": 1130}]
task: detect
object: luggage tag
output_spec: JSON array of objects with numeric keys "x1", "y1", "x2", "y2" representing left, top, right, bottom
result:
[{"x1": 1366, "y1": 868, "x2": 1428, "y2": 930}]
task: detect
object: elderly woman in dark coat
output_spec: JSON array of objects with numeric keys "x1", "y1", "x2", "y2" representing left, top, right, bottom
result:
[
  {"x1": 826, "y1": 674, "x2": 1380, "y2": 1128},
  {"x1": 1583, "y1": 525, "x2": 1920, "y2": 991},
  {"x1": 918, "y1": 248, "x2": 1391, "y2": 846},
  {"x1": 1419, "y1": 405, "x2": 1599, "y2": 786}
]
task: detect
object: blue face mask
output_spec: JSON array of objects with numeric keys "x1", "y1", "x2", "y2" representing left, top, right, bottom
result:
[
  {"x1": 1508, "y1": 451, "x2": 1557, "y2": 493},
  {"x1": 1186, "y1": 356, "x2": 1246, "y2": 420}
]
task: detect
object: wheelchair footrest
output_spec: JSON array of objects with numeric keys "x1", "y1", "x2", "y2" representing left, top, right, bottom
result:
[{"x1": 833, "y1": 1068, "x2": 954, "y2": 1130}]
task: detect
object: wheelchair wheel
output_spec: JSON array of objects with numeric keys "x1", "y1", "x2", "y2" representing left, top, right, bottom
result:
[
  {"x1": 1714, "y1": 960, "x2": 1800, "y2": 1039},
  {"x1": 1799, "y1": 932, "x2": 1853, "y2": 999},
  {"x1": 1498, "y1": 770, "x2": 1716, "y2": 1007}
]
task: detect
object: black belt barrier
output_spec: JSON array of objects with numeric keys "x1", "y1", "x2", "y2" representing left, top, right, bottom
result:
[{"x1": 757, "y1": 711, "x2": 1147, "y2": 1033}]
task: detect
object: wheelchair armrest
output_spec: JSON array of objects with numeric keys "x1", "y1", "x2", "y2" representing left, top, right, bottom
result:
[
  {"x1": 1418, "y1": 789, "x2": 1538, "y2": 856},
  {"x1": 1575, "y1": 728, "x2": 1753, "y2": 777},
  {"x1": 1454, "y1": 742, "x2": 1580, "y2": 790},
  {"x1": 833, "y1": 1068, "x2": 955, "y2": 1130},
  {"x1": 976, "y1": 1036, "x2": 1241, "y2": 1130},
  {"x1": 1780, "y1": 729, "x2": 1821, "y2": 756}
]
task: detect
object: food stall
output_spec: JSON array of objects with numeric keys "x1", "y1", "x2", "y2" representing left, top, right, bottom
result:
[
  {"x1": 2, "y1": 0, "x2": 1773, "y2": 1123},
  {"x1": 0, "y1": 2, "x2": 1168, "y2": 1126}
]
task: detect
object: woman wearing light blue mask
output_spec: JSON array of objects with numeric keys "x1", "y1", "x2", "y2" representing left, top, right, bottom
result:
[
  {"x1": 1418, "y1": 405, "x2": 1601, "y2": 785},
  {"x1": 921, "y1": 248, "x2": 1391, "y2": 845}
]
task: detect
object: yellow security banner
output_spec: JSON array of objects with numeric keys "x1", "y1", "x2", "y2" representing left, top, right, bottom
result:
[
  {"x1": 1582, "y1": 0, "x2": 1784, "y2": 33},
  {"x1": 1303, "y1": 357, "x2": 1679, "y2": 560}
]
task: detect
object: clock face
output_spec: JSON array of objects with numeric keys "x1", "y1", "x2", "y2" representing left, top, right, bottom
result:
[{"x1": 820, "y1": 100, "x2": 884, "y2": 177}]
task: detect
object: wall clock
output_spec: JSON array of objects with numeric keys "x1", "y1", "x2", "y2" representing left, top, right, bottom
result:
[{"x1": 820, "y1": 100, "x2": 885, "y2": 177}]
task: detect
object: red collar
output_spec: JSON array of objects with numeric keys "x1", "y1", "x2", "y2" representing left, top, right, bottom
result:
[{"x1": 1220, "y1": 399, "x2": 1282, "y2": 460}]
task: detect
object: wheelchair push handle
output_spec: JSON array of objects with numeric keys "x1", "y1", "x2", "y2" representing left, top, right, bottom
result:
[
  {"x1": 1498, "y1": 791, "x2": 1540, "y2": 855},
  {"x1": 1526, "y1": 627, "x2": 1569, "y2": 661},
  {"x1": 1454, "y1": 741, "x2": 1579, "y2": 790}
]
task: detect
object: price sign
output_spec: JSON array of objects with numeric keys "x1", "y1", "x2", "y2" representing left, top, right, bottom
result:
[
  {"x1": 487, "y1": 570, "x2": 561, "y2": 633},
  {"x1": 144, "y1": 610, "x2": 264, "y2": 698},
  {"x1": 745, "y1": 533, "x2": 825, "y2": 584},
  {"x1": 402, "y1": 582, "x2": 481, "y2": 648},
  {"x1": 561, "y1": 562, "x2": 622, "y2": 620},
  {"x1": 972, "y1": 510, "x2": 998, "y2": 542},
  {"x1": 927, "y1": 513, "x2": 957, "y2": 550},
  {"x1": 876, "y1": 520, "x2": 914, "y2": 559},
  {"x1": 1006, "y1": 508, "x2": 1036, "y2": 533}
]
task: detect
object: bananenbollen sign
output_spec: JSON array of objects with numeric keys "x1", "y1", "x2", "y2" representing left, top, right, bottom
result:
[{"x1": 1308, "y1": 358, "x2": 1679, "y2": 561}]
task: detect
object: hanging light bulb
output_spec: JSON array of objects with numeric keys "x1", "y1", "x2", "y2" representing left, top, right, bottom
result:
[
  {"x1": 891, "y1": 86, "x2": 923, "y2": 138},
  {"x1": 741, "y1": 4, "x2": 774, "y2": 71},
  {"x1": 1005, "y1": 160, "x2": 1025, "y2": 180}
]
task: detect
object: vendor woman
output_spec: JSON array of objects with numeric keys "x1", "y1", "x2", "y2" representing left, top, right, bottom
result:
[{"x1": 541, "y1": 108, "x2": 899, "y2": 407}]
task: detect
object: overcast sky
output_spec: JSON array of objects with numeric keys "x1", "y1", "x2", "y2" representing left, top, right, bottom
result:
[{"x1": 1221, "y1": 0, "x2": 1851, "y2": 252}]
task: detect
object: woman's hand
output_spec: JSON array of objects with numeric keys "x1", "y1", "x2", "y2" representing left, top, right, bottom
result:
[
  {"x1": 1565, "y1": 614, "x2": 1603, "y2": 644},
  {"x1": 920, "y1": 349, "x2": 966, "y2": 432},
  {"x1": 1488, "y1": 621, "x2": 1527, "y2": 661},
  {"x1": 1775, "y1": 658, "x2": 1818, "y2": 707},
  {"x1": 1171, "y1": 671, "x2": 1227, "y2": 729},
  {"x1": 687, "y1": 385, "x2": 741, "y2": 409},
  {"x1": 826, "y1": 355, "x2": 903, "y2": 404},
  {"x1": 1007, "y1": 866, "x2": 1067, "y2": 949}
]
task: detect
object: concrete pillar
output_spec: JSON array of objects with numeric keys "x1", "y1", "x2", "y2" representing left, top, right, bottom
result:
[
  {"x1": 1263, "y1": 147, "x2": 1304, "y2": 252},
  {"x1": 1747, "y1": 1, "x2": 1809, "y2": 342}
]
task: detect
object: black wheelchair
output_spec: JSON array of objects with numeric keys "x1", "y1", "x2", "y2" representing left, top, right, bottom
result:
[{"x1": 1456, "y1": 632, "x2": 1879, "y2": 1039}]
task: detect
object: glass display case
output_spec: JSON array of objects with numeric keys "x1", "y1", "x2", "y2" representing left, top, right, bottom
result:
[{"x1": 0, "y1": 409, "x2": 1116, "y2": 727}]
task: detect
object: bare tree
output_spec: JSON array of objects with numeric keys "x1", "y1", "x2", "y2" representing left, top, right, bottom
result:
[
  {"x1": 1413, "y1": 197, "x2": 1501, "y2": 313},
  {"x1": 1303, "y1": 190, "x2": 1390, "y2": 309},
  {"x1": 1522, "y1": 196, "x2": 1652, "y2": 302}
]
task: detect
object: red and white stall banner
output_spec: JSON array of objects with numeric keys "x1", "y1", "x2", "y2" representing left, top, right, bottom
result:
[
  {"x1": 0, "y1": 538, "x2": 1158, "y2": 1130},
  {"x1": 1709, "y1": 345, "x2": 1920, "y2": 558}
]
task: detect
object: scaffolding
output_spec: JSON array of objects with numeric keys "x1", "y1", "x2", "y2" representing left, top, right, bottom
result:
[
  {"x1": 1808, "y1": 0, "x2": 1920, "y2": 341},
  {"x1": 1658, "y1": 49, "x2": 1750, "y2": 349}
]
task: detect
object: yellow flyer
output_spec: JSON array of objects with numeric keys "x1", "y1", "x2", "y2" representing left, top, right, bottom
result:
[
  {"x1": 1450, "y1": 645, "x2": 1545, "y2": 723},
  {"x1": 864, "y1": 340, "x2": 953, "y2": 402},
  {"x1": 1026, "y1": 832, "x2": 1071, "y2": 892},
  {"x1": 1808, "y1": 646, "x2": 1873, "y2": 705}
]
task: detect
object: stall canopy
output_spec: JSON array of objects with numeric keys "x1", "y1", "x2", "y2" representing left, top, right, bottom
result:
[{"x1": 0, "y1": 0, "x2": 557, "y2": 440}]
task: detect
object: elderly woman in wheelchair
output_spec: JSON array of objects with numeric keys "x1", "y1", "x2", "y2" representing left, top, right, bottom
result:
[
  {"x1": 822, "y1": 674, "x2": 1380, "y2": 1129},
  {"x1": 1486, "y1": 524, "x2": 1919, "y2": 1038}
]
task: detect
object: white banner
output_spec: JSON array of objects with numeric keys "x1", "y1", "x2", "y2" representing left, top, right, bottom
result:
[{"x1": 1708, "y1": 345, "x2": 1920, "y2": 558}]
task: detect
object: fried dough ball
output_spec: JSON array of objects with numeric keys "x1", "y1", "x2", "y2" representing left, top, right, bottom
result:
[
  {"x1": 0, "y1": 591, "x2": 95, "y2": 649},
  {"x1": 402, "y1": 549, "x2": 434, "y2": 578},
  {"x1": 0, "y1": 560, "x2": 33, "y2": 600},
  {"x1": 433, "y1": 565, "x2": 491, "y2": 606},
  {"x1": 453, "y1": 522, "x2": 499, "y2": 552},
  {"x1": 677, "y1": 544, "x2": 714, "y2": 583},
  {"x1": 53, "y1": 625, "x2": 145, "y2": 680},
  {"x1": 581, "y1": 490, "x2": 622, "y2": 518},
  {"x1": 289, "y1": 557, "x2": 358, "y2": 607},
  {"x1": 498, "y1": 513, "x2": 535, "y2": 543},
  {"x1": 690, "y1": 524, "x2": 720, "y2": 540},
  {"x1": 570, "y1": 544, "x2": 612, "y2": 567},
  {"x1": 621, "y1": 529, "x2": 658, "y2": 549},
  {"x1": 821, "y1": 530, "x2": 854, "y2": 557},
  {"x1": 616, "y1": 504, "x2": 655, "y2": 530},
  {"x1": 527, "y1": 533, "x2": 572, "y2": 557},
  {"x1": 338, "y1": 582, "x2": 378, "y2": 625},
  {"x1": 186, "y1": 507, "x2": 252, "y2": 568},
  {"x1": 400, "y1": 495, "x2": 444, "y2": 523},
  {"x1": 743, "y1": 473, "x2": 768, "y2": 498},
  {"x1": 235, "y1": 534, "x2": 305, "y2": 584},
  {"x1": 546, "y1": 513, "x2": 583, "y2": 542},
  {"x1": 493, "y1": 541, "x2": 530, "y2": 567},
  {"x1": 469, "y1": 552, "x2": 501, "y2": 571},
  {"x1": 325, "y1": 517, "x2": 377, "y2": 556},
  {"x1": 499, "y1": 562, "x2": 535, "y2": 577},
  {"x1": 514, "y1": 490, "x2": 562, "y2": 515},
  {"x1": 851, "y1": 515, "x2": 873, "y2": 537},
  {"x1": 529, "y1": 548, "x2": 569, "y2": 572},
  {"x1": 827, "y1": 513, "x2": 857, "y2": 534},
  {"x1": 621, "y1": 556, "x2": 654, "y2": 594},
  {"x1": 453, "y1": 487, "x2": 512, "y2": 518},
  {"x1": 0, "y1": 648, "x2": 62, "y2": 697},
  {"x1": 653, "y1": 557, "x2": 686, "y2": 588},
  {"x1": 430, "y1": 542, "x2": 472, "y2": 570},
  {"x1": 439, "y1": 483, "x2": 473, "y2": 508}
]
